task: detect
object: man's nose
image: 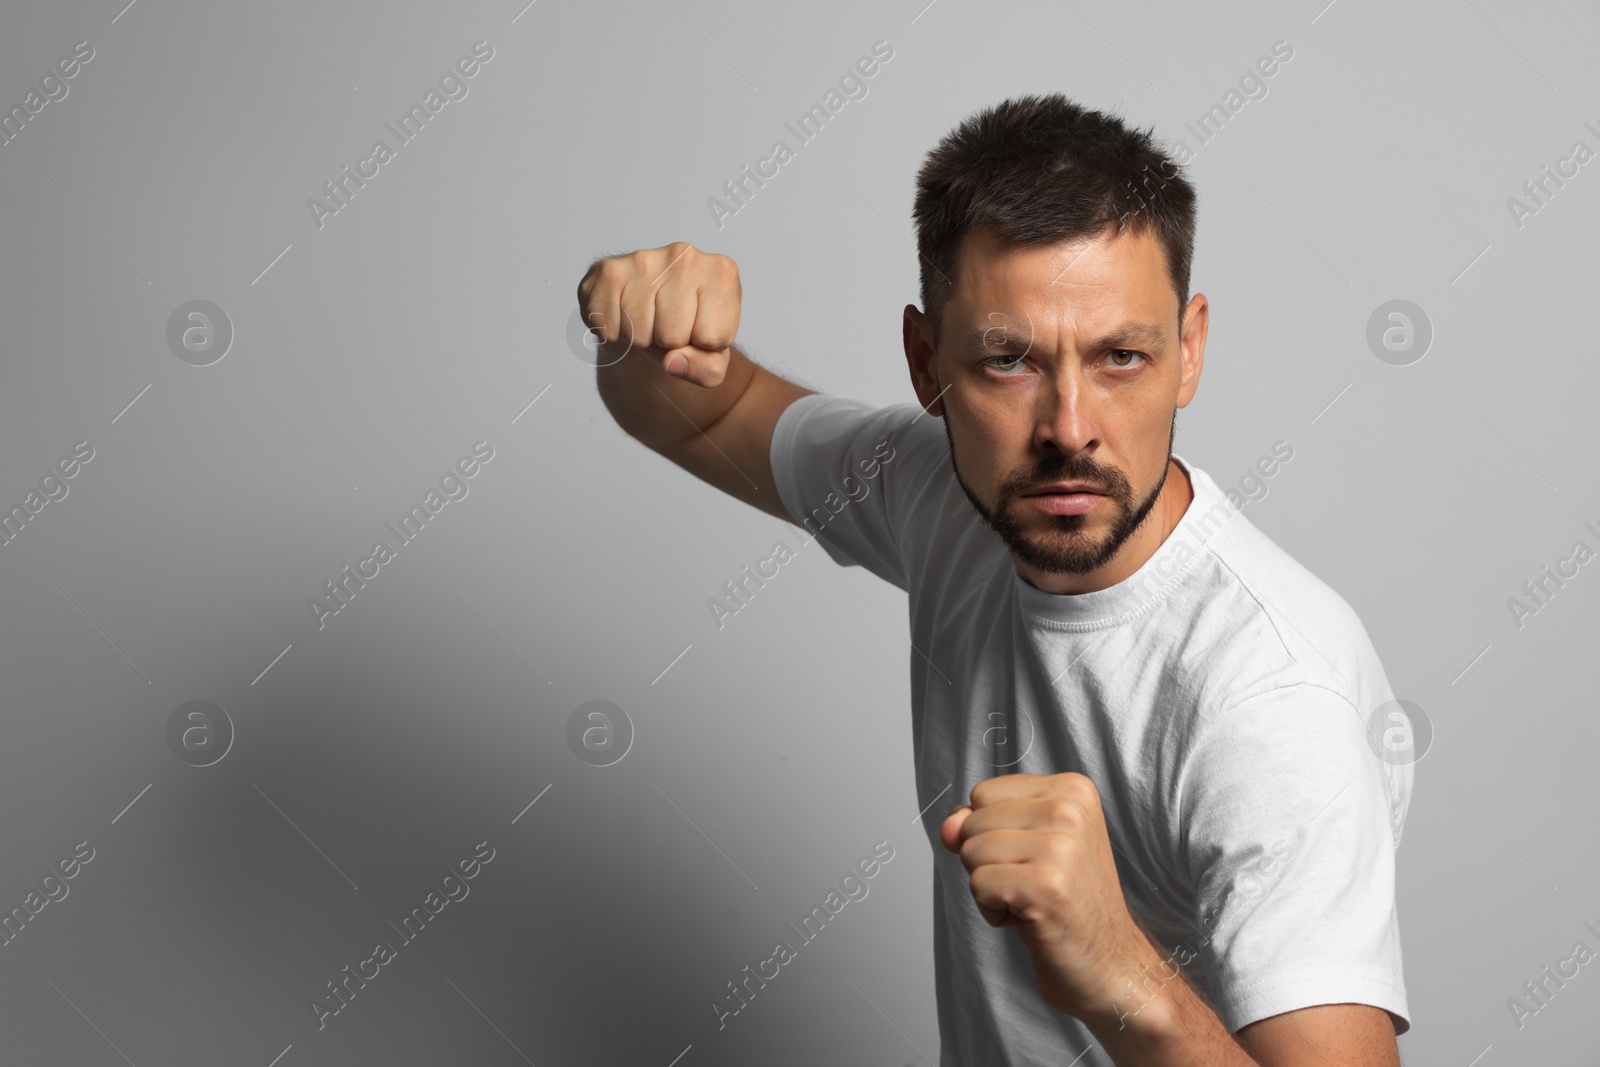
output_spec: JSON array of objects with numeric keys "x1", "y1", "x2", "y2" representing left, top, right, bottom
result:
[{"x1": 1035, "y1": 375, "x2": 1097, "y2": 455}]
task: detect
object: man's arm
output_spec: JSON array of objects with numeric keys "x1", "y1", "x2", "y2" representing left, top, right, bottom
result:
[
  {"x1": 941, "y1": 773, "x2": 1402, "y2": 1066},
  {"x1": 1084, "y1": 931, "x2": 1400, "y2": 1066},
  {"x1": 584, "y1": 242, "x2": 813, "y2": 524},
  {"x1": 1235, "y1": 1004, "x2": 1402, "y2": 1066}
]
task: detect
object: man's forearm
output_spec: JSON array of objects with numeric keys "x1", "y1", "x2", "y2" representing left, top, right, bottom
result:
[
  {"x1": 1080, "y1": 934, "x2": 1259, "y2": 1066},
  {"x1": 595, "y1": 341, "x2": 758, "y2": 454}
]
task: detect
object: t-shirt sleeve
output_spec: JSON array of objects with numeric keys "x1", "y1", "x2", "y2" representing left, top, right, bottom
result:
[
  {"x1": 1177, "y1": 683, "x2": 1411, "y2": 1035},
  {"x1": 768, "y1": 392, "x2": 925, "y2": 591}
]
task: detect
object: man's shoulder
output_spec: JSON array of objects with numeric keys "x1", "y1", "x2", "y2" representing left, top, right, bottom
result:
[
  {"x1": 1173, "y1": 466, "x2": 1384, "y2": 707},
  {"x1": 781, "y1": 390, "x2": 968, "y2": 505},
  {"x1": 775, "y1": 392, "x2": 940, "y2": 462},
  {"x1": 1164, "y1": 470, "x2": 1410, "y2": 843},
  {"x1": 771, "y1": 392, "x2": 977, "y2": 589}
]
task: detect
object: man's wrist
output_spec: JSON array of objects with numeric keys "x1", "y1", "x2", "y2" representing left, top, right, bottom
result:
[
  {"x1": 1083, "y1": 982, "x2": 1184, "y2": 1048},
  {"x1": 1075, "y1": 934, "x2": 1190, "y2": 1036}
]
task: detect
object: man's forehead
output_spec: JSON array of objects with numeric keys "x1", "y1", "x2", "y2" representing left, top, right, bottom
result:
[{"x1": 947, "y1": 226, "x2": 1172, "y2": 331}]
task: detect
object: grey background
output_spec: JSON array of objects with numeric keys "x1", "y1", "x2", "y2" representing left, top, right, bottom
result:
[{"x1": 0, "y1": 0, "x2": 1595, "y2": 1064}]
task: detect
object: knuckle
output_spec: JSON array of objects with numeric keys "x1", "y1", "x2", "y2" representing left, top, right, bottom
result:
[
  {"x1": 695, "y1": 324, "x2": 733, "y2": 352},
  {"x1": 579, "y1": 309, "x2": 609, "y2": 340},
  {"x1": 579, "y1": 304, "x2": 615, "y2": 340},
  {"x1": 1038, "y1": 866, "x2": 1070, "y2": 904},
  {"x1": 1060, "y1": 772, "x2": 1099, "y2": 805},
  {"x1": 957, "y1": 836, "x2": 981, "y2": 867},
  {"x1": 1046, "y1": 799, "x2": 1077, "y2": 826},
  {"x1": 664, "y1": 240, "x2": 697, "y2": 267},
  {"x1": 656, "y1": 325, "x2": 690, "y2": 350},
  {"x1": 1042, "y1": 832, "x2": 1073, "y2": 868}
]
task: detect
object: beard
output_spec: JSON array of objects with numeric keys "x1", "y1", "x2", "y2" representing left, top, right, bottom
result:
[{"x1": 942, "y1": 413, "x2": 1175, "y2": 575}]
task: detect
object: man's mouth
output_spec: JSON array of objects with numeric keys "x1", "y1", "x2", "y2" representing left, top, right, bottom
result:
[
  {"x1": 1023, "y1": 481, "x2": 1105, "y2": 497},
  {"x1": 1021, "y1": 483, "x2": 1106, "y2": 516}
]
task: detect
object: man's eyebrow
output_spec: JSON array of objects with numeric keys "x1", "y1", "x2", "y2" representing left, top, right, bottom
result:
[{"x1": 957, "y1": 319, "x2": 1169, "y2": 353}]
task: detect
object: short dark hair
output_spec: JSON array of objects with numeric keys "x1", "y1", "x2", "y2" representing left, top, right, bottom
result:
[{"x1": 911, "y1": 93, "x2": 1197, "y2": 348}]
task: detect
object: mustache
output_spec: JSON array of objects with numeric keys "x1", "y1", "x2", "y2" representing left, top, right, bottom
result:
[{"x1": 1005, "y1": 455, "x2": 1132, "y2": 500}]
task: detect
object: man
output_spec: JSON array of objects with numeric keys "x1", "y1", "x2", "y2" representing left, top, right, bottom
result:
[{"x1": 584, "y1": 93, "x2": 1411, "y2": 1066}]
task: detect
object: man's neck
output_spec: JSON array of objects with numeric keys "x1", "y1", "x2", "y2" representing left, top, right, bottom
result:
[{"x1": 1015, "y1": 458, "x2": 1195, "y2": 596}]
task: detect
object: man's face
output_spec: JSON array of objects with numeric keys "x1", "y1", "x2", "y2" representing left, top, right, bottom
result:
[
  {"x1": 904, "y1": 224, "x2": 1206, "y2": 584},
  {"x1": 937, "y1": 397, "x2": 1174, "y2": 575}
]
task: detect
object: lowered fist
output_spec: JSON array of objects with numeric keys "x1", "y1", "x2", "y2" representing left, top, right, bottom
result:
[{"x1": 941, "y1": 772, "x2": 1153, "y2": 1025}]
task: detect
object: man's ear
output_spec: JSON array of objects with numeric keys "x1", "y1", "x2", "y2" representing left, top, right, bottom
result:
[
  {"x1": 904, "y1": 303, "x2": 945, "y2": 417},
  {"x1": 1175, "y1": 292, "x2": 1207, "y2": 409}
]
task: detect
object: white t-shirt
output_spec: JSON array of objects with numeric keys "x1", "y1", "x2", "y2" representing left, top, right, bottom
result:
[{"x1": 769, "y1": 392, "x2": 1411, "y2": 1066}]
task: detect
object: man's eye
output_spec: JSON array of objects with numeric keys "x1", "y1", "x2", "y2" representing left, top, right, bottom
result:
[
  {"x1": 984, "y1": 353, "x2": 1027, "y2": 374},
  {"x1": 1107, "y1": 349, "x2": 1144, "y2": 368}
]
